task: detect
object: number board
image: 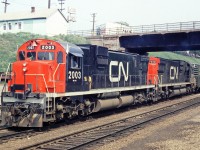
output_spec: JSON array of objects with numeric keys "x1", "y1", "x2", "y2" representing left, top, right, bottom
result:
[
  {"x1": 27, "y1": 46, "x2": 35, "y2": 50},
  {"x1": 41, "y1": 45, "x2": 56, "y2": 50},
  {"x1": 68, "y1": 71, "x2": 82, "y2": 80}
]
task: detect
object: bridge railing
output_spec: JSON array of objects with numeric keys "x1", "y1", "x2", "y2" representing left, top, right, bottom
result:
[{"x1": 67, "y1": 21, "x2": 200, "y2": 37}]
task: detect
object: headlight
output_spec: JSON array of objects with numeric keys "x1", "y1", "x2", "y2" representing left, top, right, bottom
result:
[
  {"x1": 23, "y1": 63, "x2": 27, "y2": 67},
  {"x1": 23, "y1": 67, "x2": 27, "y2": 72}
]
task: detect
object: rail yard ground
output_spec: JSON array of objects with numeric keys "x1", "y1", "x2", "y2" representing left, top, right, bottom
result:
[
  {"x1": 99, "y1": 100, "x2": 200, "y2": 150},
  {"x1": 0, "y1": 94, "x2": 200, "y2": 150}
]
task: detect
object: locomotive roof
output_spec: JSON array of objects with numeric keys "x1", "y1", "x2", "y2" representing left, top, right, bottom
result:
[
  {"x1": 59, "y1": 42, "x2": 84, "y2": 57},
  {"x1": 78, "y1": 44, "x2": 139, "y2": 57},
  {"x1": 157, "y1": 57, "x2": 189, "y2": 63}
]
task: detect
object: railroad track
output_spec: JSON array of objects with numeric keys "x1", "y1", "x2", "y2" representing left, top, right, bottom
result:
[
  {"x1": 0, "y1": 128, "x2": 37, "y2": 144},
  {"x1": 20, "y1": 96, "x2": 200, "y2": 150},
  {"x1": 0, "y1": 114, "x2": 96, "y2": 144},
  {"x1": 0, "y1": 126, "x2": 7, "y2": 131}
]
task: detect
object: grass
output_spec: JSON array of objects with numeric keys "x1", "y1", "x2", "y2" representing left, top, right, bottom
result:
[{"x1": 148, "y1": 52, "x2": 200, "y2": 64}]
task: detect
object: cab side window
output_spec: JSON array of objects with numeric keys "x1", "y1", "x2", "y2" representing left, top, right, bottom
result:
[
  {"x1": 71, "y1": 55, "x2": 81, "y2": 69},
  {"x1": 57, "y1": 51, "x2": 63, "y2": 63},
  {"x1": 27, "y1": 52, "x2": 36, "y2": 60},
  {"x1": 38, "y1": 52, "x2": 54, "y2": 60}
]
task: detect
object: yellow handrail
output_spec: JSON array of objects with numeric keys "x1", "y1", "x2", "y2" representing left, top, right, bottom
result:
[
  {"x1": 25, "y1": 74, "x2": 49, "y2": 94},
  {"x1": 52, "y1": 63, "x2": 65, "y2": 94}
]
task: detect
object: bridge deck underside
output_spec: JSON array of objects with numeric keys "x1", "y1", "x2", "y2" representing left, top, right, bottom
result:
[{"x1": 120, "y1": 31, "x2": 200, "y2": 54}]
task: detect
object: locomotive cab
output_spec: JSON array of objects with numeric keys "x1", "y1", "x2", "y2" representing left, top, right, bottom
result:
[
  {"x1": 1, "y1": 39, "x2": 84, "y2": 127},
  {"x1": 7, "y1": 39, "x2": 67, "y2": 96},
  {"x1": 60, "y1": 42, "x2": 84, "y2": 92}
]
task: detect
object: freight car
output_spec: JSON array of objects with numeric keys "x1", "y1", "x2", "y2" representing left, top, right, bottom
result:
[{"x1": 0, "y1": 39, "x2": 198, "y2": 127}]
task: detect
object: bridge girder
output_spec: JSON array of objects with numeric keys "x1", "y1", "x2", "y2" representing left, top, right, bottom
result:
[{"x1": 120, "y1": 31, "x2": 200, "y2": 55}]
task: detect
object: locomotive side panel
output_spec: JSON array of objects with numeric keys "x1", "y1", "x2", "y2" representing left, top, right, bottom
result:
[
  {"x1": 66, "y1": 53, "x2": 84, "y2": 92},
  {"x1": 106, "y1": 51, "x2": 136, "y2": 88},
  {"x1": 158, "y1": 59, "x2": 190, "y2": 84},
  {"x1": 81, "y1": 45, "x2": 149, "y2": 89},
  {"x1": 147, "y1": 57, "x2": 160, "y2": 85},
  {"x1": 81, "y1": 45, "x2": 109, "y2": 89},
  {"x1": 178, "y1": 60, "x2": 191, "y2": 82}
]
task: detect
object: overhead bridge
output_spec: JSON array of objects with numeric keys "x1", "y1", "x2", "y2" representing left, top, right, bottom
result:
[{"x1": 119, "y1": 21, "x2": 200, "y2": 54}]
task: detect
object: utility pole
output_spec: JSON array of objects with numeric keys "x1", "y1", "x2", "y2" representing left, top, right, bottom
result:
[
  {"x1": 58, "y1": 0, "x2": 65, "y2": 12},
  {"x1": 91, "y1": 13, "x2": 97, "y2": 34},
  {"x1": 2, "y1": 0, "x2": 10, "y2": 13},
  {"x1": 48, "y1": 0, "x2": 51, "y2": 9}
]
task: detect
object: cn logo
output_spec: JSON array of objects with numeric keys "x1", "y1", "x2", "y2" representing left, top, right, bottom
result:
[
  {"x1": 170, "y1": 66, "x2": 179, "y2": 80},
  {"x1": 109, "y1": 61, "x2": 129, "y2": 82}
]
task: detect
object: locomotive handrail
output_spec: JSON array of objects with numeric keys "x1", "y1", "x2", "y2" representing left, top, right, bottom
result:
[
  {"x1": 154, "y1": 75, "x2": 160, "y2": 85},
  {"x1": 52, "y1": 63, "x2": 65, "y2": 94},
  {"x1": 25, "y1": 74, "x2": 49, "y2": 93},
  {"x1": 5, "y1": 63, "x2": 11, "y2": 83},
  {"x1": 1, "y1": 63, "x2": 12, "y2": 93},
  {"x1": 52, "y1": 63, "x2": 65, "y2": 112},
  {"x1": 25, "y1": 74, "x2": 50, "y2": 111},
  {"x1": 92, "y1": 74, "x2": 149, "y2": 88},
  {"x1": 91, "y1": 74, "x2": 190, "y2": 89},
  {"x1": 0, "y1": 74, "x2": 3, "y2": 83},
  {"x1": 146, "y1": 74, "x2": 160, "y2": 85}
]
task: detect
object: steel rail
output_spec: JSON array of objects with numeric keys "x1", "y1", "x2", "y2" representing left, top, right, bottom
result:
[
  {"x1": 0, "y1": 126, "x2": 7, "y2": 131},
  {"x1": 0, "y1": 129, "x2": 35, "y2": 144}
]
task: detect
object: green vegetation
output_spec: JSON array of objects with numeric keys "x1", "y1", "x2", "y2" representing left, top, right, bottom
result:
[
  {"x1": 0, "y1": 32, "x2": 89, "y2": 72},
  {"x1": 149, "y1": 51, "x2": 200, "y2": 64}
]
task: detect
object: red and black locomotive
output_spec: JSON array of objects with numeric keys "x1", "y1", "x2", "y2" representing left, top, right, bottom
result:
[{"x1": 1, "y1": 39, "x2": 198, "y2": 127}]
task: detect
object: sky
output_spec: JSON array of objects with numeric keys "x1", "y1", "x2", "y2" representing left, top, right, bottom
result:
[{"x1": 0, "y1": 0, "x2": 200, "y2": 31}]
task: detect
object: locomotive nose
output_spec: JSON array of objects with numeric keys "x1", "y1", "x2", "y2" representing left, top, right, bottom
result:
[
  {"x1": 10, "y1": 61, "x2": 54, "y2": 96},
  {"x1": 1, "y1": 39, "x2": 68, "y2": 127}
]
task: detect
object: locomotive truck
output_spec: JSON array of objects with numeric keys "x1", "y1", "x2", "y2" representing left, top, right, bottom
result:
[{"x1": 0, "y1": 39, "x2": 198, "y2": 127}]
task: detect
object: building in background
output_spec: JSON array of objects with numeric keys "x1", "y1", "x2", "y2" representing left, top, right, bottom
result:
[
  {"x1": 0, "y1": 8, "x2": 68, "y2": 36},
  {"x1": 96, "y1": 22, "x2": 131, "y2": 35}
]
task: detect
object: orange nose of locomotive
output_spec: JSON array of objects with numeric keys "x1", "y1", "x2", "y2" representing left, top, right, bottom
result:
[
  {"x1": 10, "y1": 61, "x2": 53, "y2": 93},
  {"x1": 7, "y1": 39, "x2": 66, "y2": 98}
]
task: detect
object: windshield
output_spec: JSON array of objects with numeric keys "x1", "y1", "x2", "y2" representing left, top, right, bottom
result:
[
  {"x1": 27, "y1": 52, "x2": 36, "y2": 60},
  {"x1": 18, "y1": 51, "x2": 55, "y2": 61},
  {"x1": 71, "y1": 55, "x2": 81, "y2": 69},
  {"x1": 38, "y1": 52, "x2": 55, "y2": 60}
]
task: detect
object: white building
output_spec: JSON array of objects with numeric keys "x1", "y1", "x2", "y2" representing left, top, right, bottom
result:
[
  {"x1": 0, "y1": 8, "x2": 68, "y2": 36},
  {"x1": 96, "y1": 22, "x2": 131, "y2": 35}
]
